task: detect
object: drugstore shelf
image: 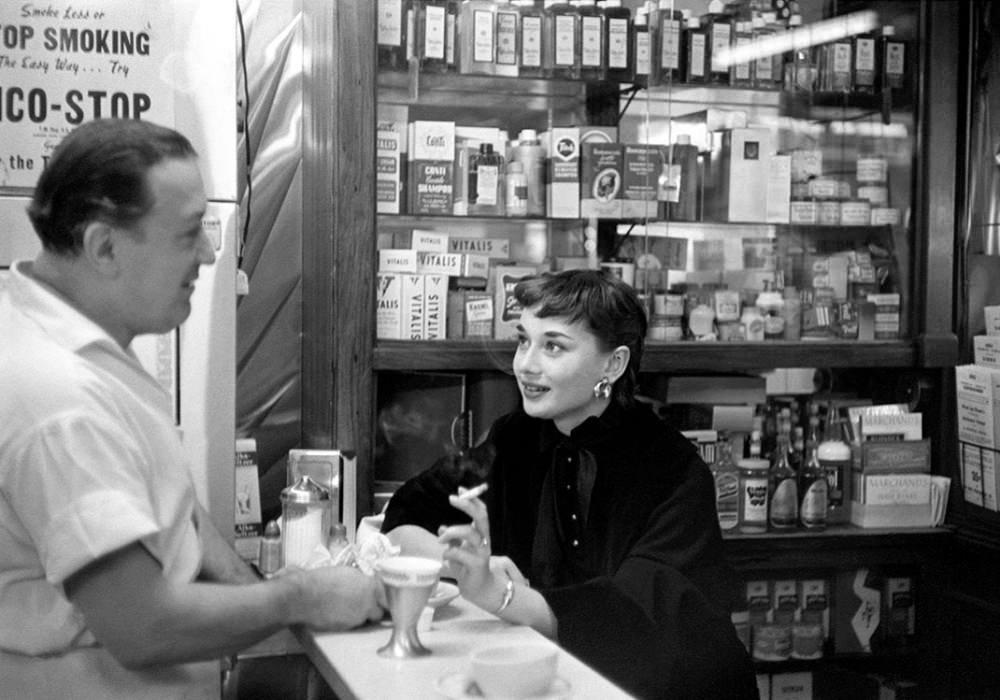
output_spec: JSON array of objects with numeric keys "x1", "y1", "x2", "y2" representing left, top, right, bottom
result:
[{"x1": 374, "y1": 339, "x2": 923, "y2": 372}]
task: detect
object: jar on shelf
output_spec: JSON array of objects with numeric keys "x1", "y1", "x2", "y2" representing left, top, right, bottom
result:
[
  {"x1": 280, "y1": 475, "x2": 331, "y2": 569},
  {"x1": 737, "y1": 458, "x2": 770, "y2": 534}
]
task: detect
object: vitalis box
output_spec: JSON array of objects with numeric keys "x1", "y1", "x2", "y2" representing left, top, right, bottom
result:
[
  {"x1": 407, "y1": 120, "x2": 455, "y2": 215},
  {"x1": 376, "y1": 272, "x2": 403, "y2": 339}
]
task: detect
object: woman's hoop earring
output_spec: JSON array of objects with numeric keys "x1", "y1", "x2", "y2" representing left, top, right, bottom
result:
[{"x1": 593, "y1": 376, "x2": 613, "y2": 400}]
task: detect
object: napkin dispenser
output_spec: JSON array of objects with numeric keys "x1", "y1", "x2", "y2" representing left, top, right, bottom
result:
[{"x1": 287, "y1": 449, "x2": 358, "y2": 543}]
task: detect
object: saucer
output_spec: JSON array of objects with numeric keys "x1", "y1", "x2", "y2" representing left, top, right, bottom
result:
[
  {"x1": 434, "y1": 671, "x2": 571, "y2": 699},
  {"x1": 427, "y1": 581, "x2": 460, "y2": 609}
]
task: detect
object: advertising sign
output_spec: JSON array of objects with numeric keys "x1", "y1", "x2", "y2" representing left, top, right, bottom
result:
[{"x1": 0, "y1": 2, "x2": 172, "y2": 187}]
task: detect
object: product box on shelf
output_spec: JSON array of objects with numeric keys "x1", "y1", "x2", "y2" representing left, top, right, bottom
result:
[
  {"x1": 973, "y1": 335, "x2": 1000, "y2": 369},
  {"x1": 882, "y1": 576, "x2": 916, "y2": 647},
  {"x1": 544, "y1": 127, "x2": 580, "y2": 219},
  {"x1": 491, "y1": 264, "x2": 540, "y2": 340},
  {"x1": 376, "y1": 104, "x2": 408, "y2": 214},
  {"x1": 449, "y1": 236, "x2": 512, "y2": 259},
  {"x1": 956, "y1": 364, "x2": 1000, "y2": 449},
  {"x1": 447, "y1": 289, "x2": 493, "y2": 339},
  {"x1": 769, "y1": 672, "x2": 812, "y2": 700},
  {"x1": 867, "y1": 292, "x2": 901, "y2": 339},
  {"x1": 453, "y1": 126, "x2": 504, "y2": 216},
  {"x1": 401, "y1": 273, "x2": 425, "y2": 340},
  {"x1": 406, "y1": 229, "x2": 450, "y2": 254},
  {"x1": 424, "y1": 273, "x2": 448, "y2": 340},
  {"x1": 833, "y1": 568, "x2": 881, "y2": 654},
  {"x1": 959, "y1": 441, "x2": 999, "y2": 510},
  {"x1": 378, "y1": 248, "x2": 419, "y2": 273},
  {"x1": 407, "y1": 120, "x2": 455, "y2": 215},
  {"x1": 234, "y1": 438, "x2": 263, "y2": 564},
  {"x1": 621, "y1": 144, "x2": 662, "y2": 219},
  {"x1": 417, "y1": 252, "x2": 464, "y2": 277},
  {"x1": 704, "y1": 127, "x2": 776, "y2": 223},
  {"x1": 376, "y1": 271, "x2": 403, "y2": 339},
  {"x1": 580, "y1": 140, "x2": 624, "y2": 219},
  {"x1": 766, "y1": 153, "x2": 791, "y2": 224},
  {"x1": 985, "y1": 305, "x2": 1000, "y2": 335}
]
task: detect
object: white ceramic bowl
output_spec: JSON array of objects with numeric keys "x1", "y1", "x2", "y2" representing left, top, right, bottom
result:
[
  {"x1": 375, "y1": 556, "x2": 442, "y2": 587},
  {"x1": 469, "y1": 643, "x2": 558, "y2": 698}
]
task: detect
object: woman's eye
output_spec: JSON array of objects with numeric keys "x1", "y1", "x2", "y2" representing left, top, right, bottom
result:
[
  {"x1": 515, "y1": 335, "x2": 529, "y2": 347},
  {"x1": 545, "y1": 341, "x2": 563, "y2": 353}
]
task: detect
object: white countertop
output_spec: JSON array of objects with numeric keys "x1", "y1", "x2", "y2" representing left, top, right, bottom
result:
[{"x1": 296, "y1": 595, "x2": 635, "y2": 700}]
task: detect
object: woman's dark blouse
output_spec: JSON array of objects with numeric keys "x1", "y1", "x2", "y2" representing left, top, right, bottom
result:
[{"x1": 382, "y1": 402, "x2": 757, "y2": 699}]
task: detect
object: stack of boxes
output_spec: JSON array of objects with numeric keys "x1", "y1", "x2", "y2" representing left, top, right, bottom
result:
[{"x1": 956, "y1": 305, "x2": 1000, "y2": 511}]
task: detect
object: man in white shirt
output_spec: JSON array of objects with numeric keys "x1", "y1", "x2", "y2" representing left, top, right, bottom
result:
[{"x1": 0, "y1": 119, "x2": 383, "y2": 699}]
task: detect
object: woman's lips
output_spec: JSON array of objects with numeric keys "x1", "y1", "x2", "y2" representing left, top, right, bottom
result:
[{"x1": 520, "y1": 382, "x2": 549, "y2": 398}]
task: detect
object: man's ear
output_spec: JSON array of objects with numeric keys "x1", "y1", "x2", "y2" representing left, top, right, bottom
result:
[
  {"x1": 605, "y1": 345, "x2": 630, "y2": 383},
  {"x1": 80, "y1": 222, "x2": 119, "y2": 275}
]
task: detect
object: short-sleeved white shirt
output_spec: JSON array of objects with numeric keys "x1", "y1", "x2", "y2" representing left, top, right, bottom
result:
[{"x1": 0, "y1": 262, "x2": 215, "y2": 698}]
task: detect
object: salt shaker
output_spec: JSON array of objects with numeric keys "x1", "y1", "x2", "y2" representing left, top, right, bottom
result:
[{"x1": 280, "y1": 475, "x2": 330, "y2": 568}]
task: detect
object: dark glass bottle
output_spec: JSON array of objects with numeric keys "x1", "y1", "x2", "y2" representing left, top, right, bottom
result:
[
  {"x1": 729, "y1": 20, "x2": 753, "y2": 88},
  {"x1": 631, "y1": 5, "x2": 652, "y2": 88},
  {"x1": 684, "y1": 15, "x2": 708, "y2": 84},
  {"x1": 545, "y1": 1, "x2": 580, "y2": 79},
  {"x1": 702, "y1": 0, "x2": 733, "y2": 85},
  {"x1": 852, "y1": 29, "x2": 878, "y2": 94},
  {"x1": 711, "y1": 433, "x2": 740, "y2": 532},
  {"x1": 576, "y1": 0, "x2": 605, "y2": 82},
  {"x1": 417, "y1": 0, "x2": 457, "y2": 74},
  {"x1": 654, "y1": 3, "x2": 684, "y2": 86},
  {"x1": 378, "y1": 0, "x2": 413, "y2": 71},
  {"x1": 881, "y1": 25, "x2": 907, "y2": 93},
  {"x1": 469, "y1": 142, "x2": 505, "y2": 216},
  {"x1": 517, "y1": 0, "x2": 546, "y2": 78},
  {"x1": 494, "y1": 0, "x2": 520, "y2": 77},
  {"x1": 602, "y1": 0, "x2": 633, "y2": 83}
]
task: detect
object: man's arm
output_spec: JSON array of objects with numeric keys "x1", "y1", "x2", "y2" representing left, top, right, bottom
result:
[
  {"x1": 192, "y1": 500, "x2": 260, "y2": 584},
  {"x1": 64, "y1": 542, "x2": 382, "y2": 670}
]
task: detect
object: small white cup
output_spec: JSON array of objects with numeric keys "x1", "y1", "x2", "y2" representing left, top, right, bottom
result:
[{"x1": 469, "y1": 643, "x2": 558, "y2": 698}]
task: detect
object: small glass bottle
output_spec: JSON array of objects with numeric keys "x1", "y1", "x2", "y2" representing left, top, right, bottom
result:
[
  {"x1": 711, "y1": 433, "x2": 740, "y2": 532},
  {"x1": 602, "y1": 0, "x2": 633, "y2": 83},
  {"x1": 469, "y1": 142, "x2": 505, "y2": 215},
  {"x1": 418, "y1": 0, "x2": 456, "y2": 73},
  {"x1": 576, "y1": 0, "x2": 605, "y2": 82},
  {"x1": 752, "y1": 13, "x2": 780, "y2": 90},
  {"x1": 818, "y1": 36, "x2": 853, "y2": 92},
  {"x1": 738, "y1": 457, "x2": 770, "y2": 534},
  {"x1": 505, "y1": 160, "x2": 529, "y2": 215},
  {"x1": 817, "y1": 403, "x2": 852, "y2": 524},
  {"x1": 684, "y1": 15, "x2": 708, "y2": 84},
  {"x1": 784, "y1": 14, "x2": 815, "y2": 93},
  {"x1": 769, "y1": 435, "x2": 798, "y2": 530},
  {"x1": 327, "y1": 522, "x2": 350, "y2": 560},
  {"x1": 512, "y1": 128, "x2": 546, "y2": 216},
  {"x1": 258, "y1": 520, "x2": 282, "y2": 578}
]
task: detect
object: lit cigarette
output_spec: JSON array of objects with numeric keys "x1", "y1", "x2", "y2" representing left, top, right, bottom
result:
[{"x1": 455, "y1": 483, "x2": 488, "y2": 501}]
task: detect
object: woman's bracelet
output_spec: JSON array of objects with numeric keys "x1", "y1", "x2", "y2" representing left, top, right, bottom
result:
[{"x1": 494, "y1": 573, "x2": 515, "y2": 615}]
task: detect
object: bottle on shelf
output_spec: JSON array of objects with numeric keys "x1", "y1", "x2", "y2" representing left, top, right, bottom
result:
[
  {"x1": 545, "y1": 0, "x2": 580, "y2": 79},
  {"x1": 817, "y1": 402, "x2": 852, "y2": 524},
  {"x1": 505, "y1": 160, "x2": 529, "y2": 215},
  {"x1": 516, "y1": 0, "x2": 546, "y2": 78},
  {"x1": 769, "y1": 434, "x2": 798, "y2": 530},
  {"x1": 702, "y1": 0, "x2": 733, "y2": 85},
  {"x1": 799, "y1": 433, "x2": 828, "y2": 530},
  {"x1": 511, "y1": 128, "x2": 546, "y2": 216},
  {"x1": 653, "y1": 2, "x2": 684, "y2": 86},
  {"x1": 711, "y1": 432, "x2": 740, "y2": 533},
  {"x1": 729, "y1": 20, "x2": 754, "y2": 88},
  {"x1": 468, "y1": 142, "x2": 506, "y2": 215},
  {"x1": 494, "y1": 0, "x2": 520, "y2": 76},
  {"x1": 790, "y1": 425, "x2": 805, "y2": 474},
  {"x1": 852, "y1": 26, "x2": 878, "y2": 94},
  {"x1": 378, "y1": 0, "x2": 414, "y2": 71},
  {"x1": 327, "y1": 522, "x2": 350, "y2": 560},
  {"x1": 783, "y1": 14, "x2": 815, "y2": 93},
  {"x1": 757, "y1": 280, "x2": 785, "y2": 340},
  {"x1": 658, "y1": 134, "x2": 699, "y2": 222},
  {"x1": 417, "y1": 0, "x2": 458, "y2": 74},
  {"x1": 751, "y1": 12, "x2": 781, "y2": 90},
  {"x1": 602, "y1": 0, "x2": 633, "y2": 83},
  {"x1": 683, "y1": 14, "x2": 708, "y2": 84},
  {"x1": 817, "y1": 33, "x2": 853, "y2": 92},
  {"x1": 782, "y1": 285, "x2": 801, "y2": 340},
  {"x1": 738, "y1": 453, "x2": 769, "y2": 534},
  {"x1": 459, "y1": 0, "x2": 498, "y2": 76},
  {"x1": 631, "y1": 3, "x2": 652, "y2": 87},
  {"x1": 881, "y1": 25, "x2": 907, "y2": 94},
  {"x1": 575, "y1": 0, "x2": 605, "y2": 82}
]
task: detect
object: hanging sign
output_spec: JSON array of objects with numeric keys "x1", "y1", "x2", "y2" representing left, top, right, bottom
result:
[{"x1": 0, "y1": 1, "x2": 173, "y2": 188}]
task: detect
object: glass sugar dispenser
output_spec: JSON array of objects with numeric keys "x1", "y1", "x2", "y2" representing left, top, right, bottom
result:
[{"x1": 280, "y1": 475, "x2": 331, "y2": 569}]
